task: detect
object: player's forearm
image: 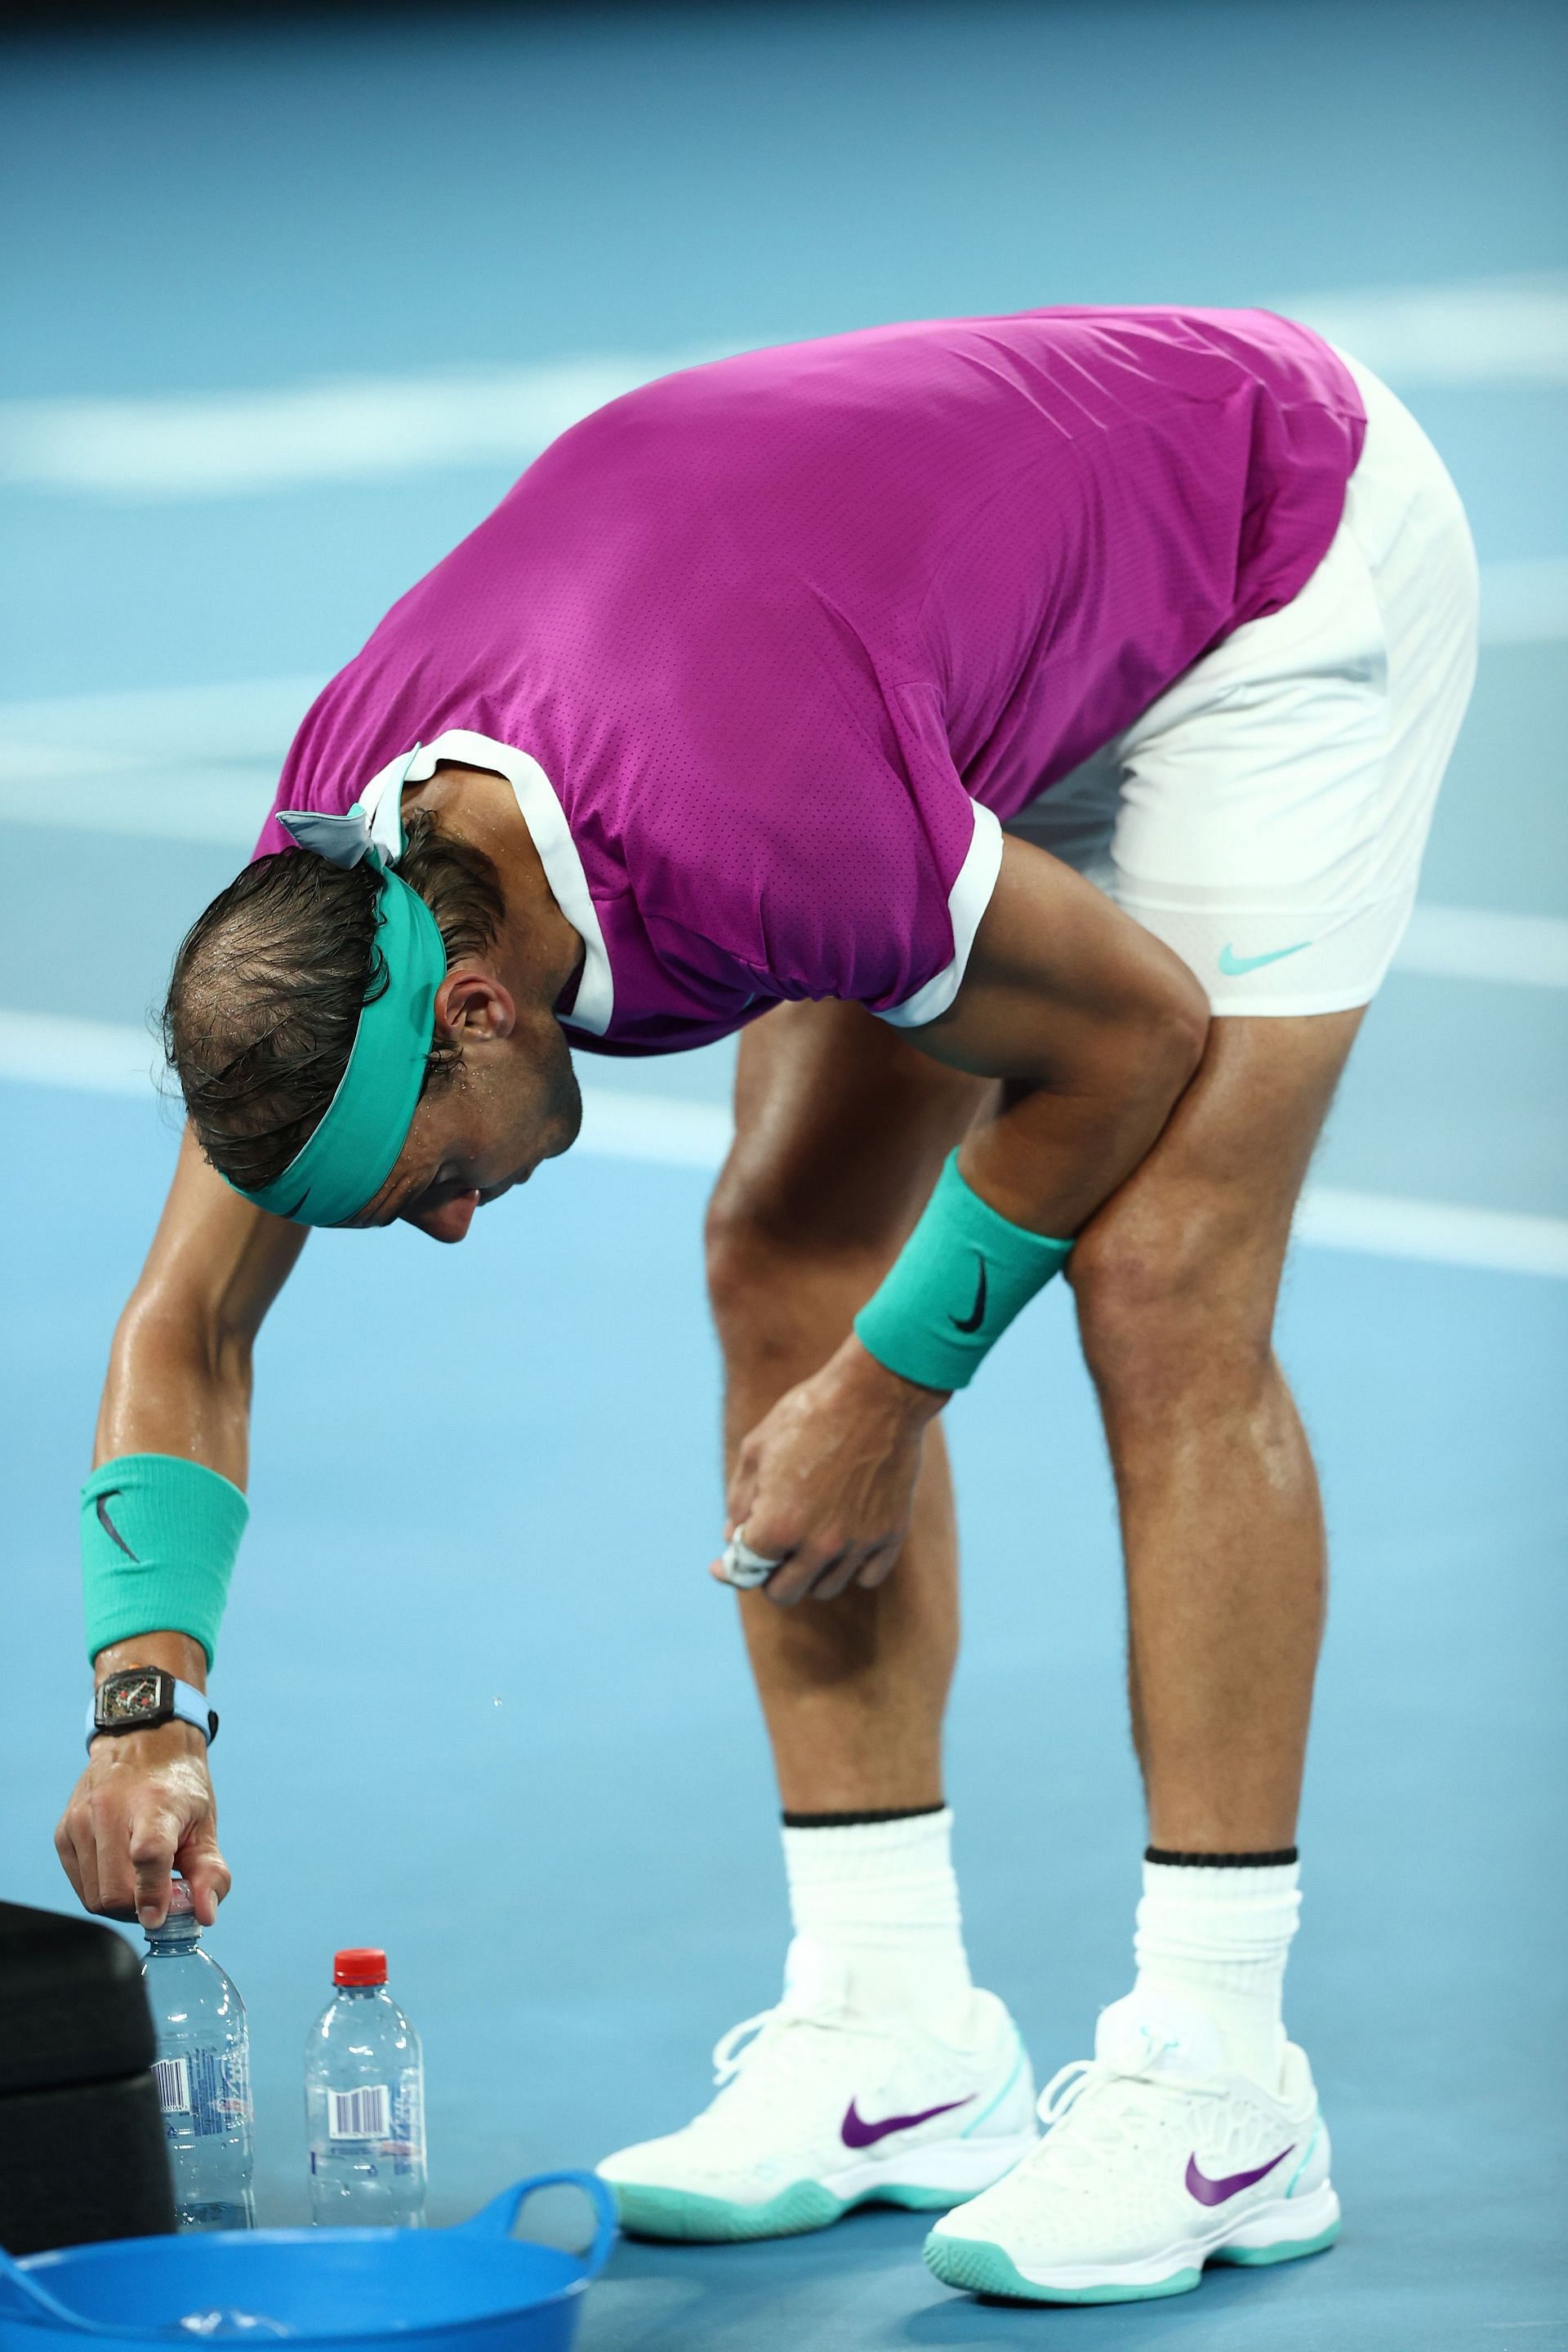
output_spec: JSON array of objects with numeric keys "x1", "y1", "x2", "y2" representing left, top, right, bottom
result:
[
  {"x1": 913, "y1": 836, "x2": 1209, "y2": 1237},
  {"x1": 851, "y1": 934, "x2": 1205, "y2": 1405},
  {"x1": 960, "y1": 1005, "x2": 1203, "y2": 1239}
]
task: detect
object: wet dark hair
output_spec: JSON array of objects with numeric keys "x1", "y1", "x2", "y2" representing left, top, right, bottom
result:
[{"x1": 163, "y1": 811, "x2": 506, "y2": 1193}]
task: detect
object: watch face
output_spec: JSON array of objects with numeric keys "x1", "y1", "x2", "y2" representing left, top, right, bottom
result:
[{"x1": 99, "y1": 1672, "x2": 165, "y2": 1726}]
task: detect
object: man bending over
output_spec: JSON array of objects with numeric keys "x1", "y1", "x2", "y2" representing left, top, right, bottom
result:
[{"x1": 56, "y1": 306, "x2": 1475, "y2": 2305}]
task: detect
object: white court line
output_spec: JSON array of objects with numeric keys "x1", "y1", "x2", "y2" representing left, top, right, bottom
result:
[
  {"x1": 2, "y1": 1010, "x2": 1564, "y2": 1280},
  {"x1": 1478, "y1": 556, "x2": 1568, "y2": 646},
  {"x1": 0, "y1": 352, "x2": 718, "y2": 500},
  {"x1": 1398, "y1": 904, "x2": 1568, "y2": 990},
  {"x1": 0, "y1": 276, "x2": 1563, "y2": 501},
  {"x1": 1283, "y1": 273, "x2": 1568, "y2": 386}
]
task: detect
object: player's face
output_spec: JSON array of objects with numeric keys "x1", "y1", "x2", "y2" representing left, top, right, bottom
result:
[{"x1": 354, "y1": 1010, "x2": 582, "y2": 1243}]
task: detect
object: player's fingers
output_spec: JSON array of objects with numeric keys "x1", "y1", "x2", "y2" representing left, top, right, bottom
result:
[
  {"x1": 854, "y1": 1542, "x2": 903, "y2": 1590},
  {"x1": 809, "y1": 1545, "x2": 875, "y2": 1603},
  {"x1": 127, "y1": 1802, "x2": 183, "y2": 1930},
  {"x1": 766, "y1": 1541, "x2": 844, "y2": 1609},
  {"x1": 85, "y1": 1784, "x2": 145, "y2": 1918},
  {"x1": 176, "y1": 1832, "x2": 232, "y2": 1929},
  {"x1": 56, "y1": 1807, "x2": 100, "y2": 1914},
  {"x1": 740, "y1": 1486, "x2": 799, "y2": 1556}
]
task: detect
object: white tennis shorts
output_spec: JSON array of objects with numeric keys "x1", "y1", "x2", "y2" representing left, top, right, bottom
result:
[{"x1": 1005, "y1": 350, "x2": 1480, "y2": 1016}]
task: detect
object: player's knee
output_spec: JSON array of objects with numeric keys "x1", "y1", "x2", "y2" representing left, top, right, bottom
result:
[
  {"x1": 703, "y1": 1180, "x2": 821, "y2": 1365},
  {"x1": 1070, "y1": 1197, "x2": 1275, "y2": 1407},
  {"x1": 705, "y1": 1177, "x2": 889, "y2": 1370}
]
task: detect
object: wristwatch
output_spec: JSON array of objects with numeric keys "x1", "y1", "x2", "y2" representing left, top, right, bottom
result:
[{"x1": 87, "y1": 1668, "x2": 218, "y2": 1755}]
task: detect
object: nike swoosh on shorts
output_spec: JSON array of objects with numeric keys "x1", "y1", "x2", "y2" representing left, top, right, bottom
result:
[{"x1": 1217, "y1": 940, "x2": 1312, "y2": 977}]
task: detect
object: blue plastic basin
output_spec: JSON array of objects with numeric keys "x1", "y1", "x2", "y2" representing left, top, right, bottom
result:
[{"x1": 0, "y1": 2173, "x2": 616, "y2": 2352}]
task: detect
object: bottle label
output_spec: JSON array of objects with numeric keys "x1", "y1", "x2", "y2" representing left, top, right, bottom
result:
[
  {"x1": 329, "y1": 2083, "x2": 391, "y2": 2140},
  {"x1": 154, "y1": 2056, "x2": 191, "y2": 2114},
  {"x1": 391, "y1": 2071, "x2": 425, "y2": 2177},
  {"x1": 154, "y1": 2045, "x2": 252, "y2": 2140}
]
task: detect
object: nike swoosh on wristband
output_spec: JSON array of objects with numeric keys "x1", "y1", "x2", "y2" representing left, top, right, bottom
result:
[
  {"x1": 95, "y1": 1494, "x2": 140, "y2": 1561},
  {"x1": 1218, "y1": 940, "x2": 1312, "y2": 977},
  {"x1": 950, "y1": 1256, "x2": 987, "y2": 1334},
  {"x1": 841, "y1": 2094, "x2": 973, "y2": 2149},
  {"x1": 1184, "y1": 2146, "x2": 1294, "y2": 2206}
]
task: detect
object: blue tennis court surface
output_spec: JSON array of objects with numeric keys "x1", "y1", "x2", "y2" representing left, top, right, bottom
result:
[{"x1": 2, "y1": 5, "x2": 1566, "y2": 2345}]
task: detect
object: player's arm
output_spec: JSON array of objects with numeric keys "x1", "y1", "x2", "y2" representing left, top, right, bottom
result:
[
  {"x1": 722, "y1": 838, "x2": 1209, "y2": 1603},
  {"x1": 911, "y1": 835, "x2": 1209, "y2": 1234},
  {"x1": 55, "y1": 1127, "x2": 306, "y2": 1928}
]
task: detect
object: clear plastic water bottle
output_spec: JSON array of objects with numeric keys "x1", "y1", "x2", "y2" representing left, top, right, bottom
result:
[
  {"x1": 140, "y1": 1881, "x2": 256, "y2": 2231},
  {"x1": 304, "y1": 1948, "x2": 426, "y2": 2227}
]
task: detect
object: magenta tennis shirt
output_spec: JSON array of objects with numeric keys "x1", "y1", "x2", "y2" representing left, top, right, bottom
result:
[{"x1": 255, "y1": 307, "x2": 1365, "y2": 1056}]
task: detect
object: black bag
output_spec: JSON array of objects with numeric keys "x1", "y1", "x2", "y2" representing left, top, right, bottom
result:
[{"x1": 0, "y1": 1900, "x2": 176, "y2": 2254}]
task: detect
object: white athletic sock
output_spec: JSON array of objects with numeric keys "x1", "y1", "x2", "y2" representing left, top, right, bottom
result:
[
  {"x1": 781, "y1": 1807, "x2": 975, "y2": 2036},
  {"x1": 1131, "y1": 1856, "x2": 1302, "y2": 2087}
]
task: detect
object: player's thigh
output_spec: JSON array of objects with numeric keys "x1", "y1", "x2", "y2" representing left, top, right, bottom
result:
[
  {"x1": 710, "y1": 997, "x2": 990, "y2": 1267},
  {"x1": 1071, "y1": 1007, "x2": 1364, "y2": 1351}
]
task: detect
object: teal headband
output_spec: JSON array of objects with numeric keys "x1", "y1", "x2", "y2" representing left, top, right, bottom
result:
[{"x1": 230, "y1": 781, "x2": 448, "y2": 1228}]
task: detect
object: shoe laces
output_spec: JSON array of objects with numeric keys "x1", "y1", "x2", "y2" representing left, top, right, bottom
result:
[
  {"x1": 1030, "y1": 2027, "x2": 1226, "y2": 2174},
  {"x1": 710, "y1": 1983, "x2": 854, "y2": 2088},
  {"x1": 711, "y1": 2003, "x2": 785, "y2": 2087}
]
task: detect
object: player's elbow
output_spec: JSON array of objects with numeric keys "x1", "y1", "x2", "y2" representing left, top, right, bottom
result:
[{"x1": 112, "y1": 1281, "x2": 256, "y2": 1407}]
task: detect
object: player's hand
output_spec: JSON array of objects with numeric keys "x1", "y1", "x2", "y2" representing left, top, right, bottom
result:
[
  {"x1": 716, "y1": 1336, "x2": 947, "y2": 1606},
  {"x1": 55, "y1": 1722, "x2": 229, "y2": 1930}
]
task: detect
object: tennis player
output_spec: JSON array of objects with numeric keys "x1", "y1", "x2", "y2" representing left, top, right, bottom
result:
[{"x1": 55, "y1": 308, "x2": 1476, "y2": 2305}]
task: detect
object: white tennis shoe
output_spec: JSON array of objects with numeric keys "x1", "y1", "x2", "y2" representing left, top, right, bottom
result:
[
  {"x1": 596, "y1": 1936, "x2": 1036, "y2": 2240},
  {"x1": 924, "y1": 1991, "x2": 1340, "y2": 2304}
]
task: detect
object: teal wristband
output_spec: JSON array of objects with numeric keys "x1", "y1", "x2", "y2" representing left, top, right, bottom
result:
[
  {"x1": 81, "y1": 1454, "x2": 248, "y2": 1670},
  {"x1": 854, "y1": 1151, "x2": 1072, "y2": 1392}
]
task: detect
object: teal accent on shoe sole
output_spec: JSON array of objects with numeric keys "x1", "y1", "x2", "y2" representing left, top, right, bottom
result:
[
  {"x1": 925, "y1": 2215, "x2": 1340, "y2": 2303},
  {"x1": 607, "y1": 2175, "x2": 959, "y2": 2243},
  {"x1": 924, "y1": 2236, "x2": 1200, "y2": 2304},
  {"x1": 1209, "y1": 2217, "x2": 1342, "y2": 2266}
]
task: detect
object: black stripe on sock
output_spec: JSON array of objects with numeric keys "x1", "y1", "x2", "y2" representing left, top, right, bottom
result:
[
  {"x1": 1145, "y1": 1846, "x2": 1298, "y2": 1868},
  {"x1": 782, "y1": 1803, "x2": 946, "y2": 1829}
]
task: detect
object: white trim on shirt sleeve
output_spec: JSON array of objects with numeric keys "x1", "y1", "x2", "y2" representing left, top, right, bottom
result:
[
  {"x1": 402, "y1": 728, "x2": 614, "y2": 1036},
  {"x1": 875, "y1": 801, "x2": 1004, "y2": 1030}
]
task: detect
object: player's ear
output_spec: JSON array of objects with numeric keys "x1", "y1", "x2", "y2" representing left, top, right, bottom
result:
[{"x1": 434, "y1": 969, "x2": 516, "y2": 1043}]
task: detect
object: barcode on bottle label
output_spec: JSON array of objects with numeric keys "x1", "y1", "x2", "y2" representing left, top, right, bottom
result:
[
  {"x1": 328, "y1": 2084, "x2": 390, "y2": 2140},
  {"x1": 153, "y1": 2057, "x2": 191, "y2": 2114}
]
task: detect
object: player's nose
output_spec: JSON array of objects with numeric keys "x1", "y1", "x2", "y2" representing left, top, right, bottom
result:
[{"x1": 415, "y1": 1188, "x2": 481, "y2": 1244}]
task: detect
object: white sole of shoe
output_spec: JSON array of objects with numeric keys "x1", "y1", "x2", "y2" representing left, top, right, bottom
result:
[{"x1": 926, "y1": 2181, "x2": 1343, "y2": 2303}]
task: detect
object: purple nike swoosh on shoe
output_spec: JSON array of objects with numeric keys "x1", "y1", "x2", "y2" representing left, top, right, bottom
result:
[
  {"x1": 841, "y1": 2095, "x2": 973, "y2": 2149},
  {"x1": 1184, "y1": 2146, "x2": 1294, "y2": 2206}
]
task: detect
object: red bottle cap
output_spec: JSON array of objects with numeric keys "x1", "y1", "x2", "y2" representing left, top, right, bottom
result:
[{"x1": 333, "y1": 1948, "x2": 388, "y2": 1987}]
